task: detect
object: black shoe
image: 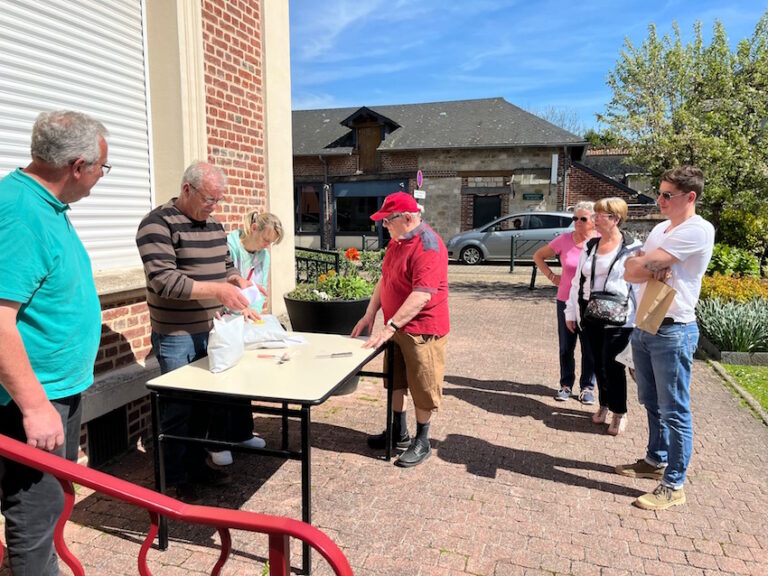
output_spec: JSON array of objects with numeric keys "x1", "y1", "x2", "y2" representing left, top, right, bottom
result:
[
  {"x1": 191, "y1": 462, "x2": 232, "y2": 487},
  {"x1": 394, "y1": 439, "x2": 431, "y2": 468},
  {"x1": 171, "y1": 483, "x2": 202, "y2": 504},
  {"x1": 367, "y1": 429, "x2": 411, "y2": 450}
]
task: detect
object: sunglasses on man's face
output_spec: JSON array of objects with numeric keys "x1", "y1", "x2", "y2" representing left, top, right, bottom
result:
[
  {"x1": 659, "y1": 191, "x2": 690, "y2": 201},
  {"x1": 572, "y1": 216, "x2": 590, "y2": 223}
]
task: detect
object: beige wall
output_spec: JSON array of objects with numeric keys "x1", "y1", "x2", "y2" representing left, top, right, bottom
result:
[
  {"x1": 145, "y1": 0, "x2": 207, "y2": 203},
  {"x1": 264, "y1": 0, "x2": 295, "y2": 314}
]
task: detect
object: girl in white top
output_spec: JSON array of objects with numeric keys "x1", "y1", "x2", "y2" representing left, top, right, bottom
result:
[
  {"x1": 227, "y1": 211, "x2": 284, "y2": 314},
  {"x1": 565, "y1": 198, "x2": 641, "y2": 435}
]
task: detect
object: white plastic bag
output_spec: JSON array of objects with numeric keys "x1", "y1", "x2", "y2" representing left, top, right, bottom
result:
[
  {"x1": 615, "y1": 340, "x2": 634, "y2": 370},
  {"x1": 243, "y1": 314, "x2": 289, "y2": 349},
  {"x1": 208, "y1": 314, "x2": 245, "y2": 373}
]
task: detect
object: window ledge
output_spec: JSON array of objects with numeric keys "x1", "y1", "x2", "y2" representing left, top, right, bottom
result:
[{"x1": 94, "y1": 267, "x2": 146, "y2": 305}]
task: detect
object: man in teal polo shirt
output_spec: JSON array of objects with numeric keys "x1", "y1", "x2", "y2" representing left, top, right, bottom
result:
[{"x1": 0, "y1": 110, "x2": 108, "y2": 575}]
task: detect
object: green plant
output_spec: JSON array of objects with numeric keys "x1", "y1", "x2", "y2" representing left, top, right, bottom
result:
[
  {"x1": 288, "y1": 247, "x2": 383, "y2": 301},
  {"x1": 696, "y1": 298, "x2": 768, "y2": 352},
  {"x1": 707, "y1": 244, "x2": 760, "y2": 277},
  {"x1": 700, "y1": 273, "x2": 768, "y2": 302}
]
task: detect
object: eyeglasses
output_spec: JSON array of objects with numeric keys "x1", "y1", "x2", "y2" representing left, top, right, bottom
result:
[
  {"x1": 382, "y1": 213, "x2": 404, "y2": 224},
  {"x1": 100, "y1": 163, "x2": 112, "y2": 175},
  {"x1": 659, "y1": 190, "x2": 690, "y2": 201},
  {"x1": 188, "y1": 183, "x2": 223, "y2": 206},
  {"x1": 591, "y1": 212, "x2": 615, "y2": 220},
  {"x1": 572, "y1": 216, "x2": 590, "y2": 223}
]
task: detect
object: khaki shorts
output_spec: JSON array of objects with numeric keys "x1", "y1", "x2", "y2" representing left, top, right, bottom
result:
[{"x1": 385, "y1": 332, "x2": 448, "y2": 412}]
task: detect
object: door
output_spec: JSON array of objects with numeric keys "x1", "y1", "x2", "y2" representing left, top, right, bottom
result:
[
  {"x1": 483, "y1": 215, "x2": 523, "y2": 259},
  {"x1": 473, "y1": 195, "x2": 502, "y2": 228}
]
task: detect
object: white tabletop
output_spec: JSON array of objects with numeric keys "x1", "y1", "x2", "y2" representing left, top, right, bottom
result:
[{"x1": 145, "y1": 332, "x2": 382, "y2": 404}]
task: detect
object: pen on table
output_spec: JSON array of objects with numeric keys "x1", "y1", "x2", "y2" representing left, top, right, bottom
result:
[{"x1": 315, "y1": 352, "x2": 353, "y2": 359}]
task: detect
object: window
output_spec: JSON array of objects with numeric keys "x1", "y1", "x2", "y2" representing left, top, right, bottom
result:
[
  {"x1": 295, "y1": 183, "x2": 322, "y2": 233},
  {"x1": 336, "y1": 196, "x2": 378, "y2": 233},
  {"x1": 527, "y1": 214, "x2": 564, "y2": 229}
]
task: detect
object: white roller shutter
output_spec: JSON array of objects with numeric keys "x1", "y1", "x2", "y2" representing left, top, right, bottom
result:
[{"x1": 0, "y1": 0, "x2": 152, "y2": 271}]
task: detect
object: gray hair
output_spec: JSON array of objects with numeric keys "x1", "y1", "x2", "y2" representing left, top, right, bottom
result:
[
  {"x1": 572, "y1": 201, "x2": 595, "y2": 214},
  {"x1": 182, "y1": 161, "x2": 227, "y2": 191},
  {"x1": 30, "y1": 111, "x2": 108, "y2": 167}
]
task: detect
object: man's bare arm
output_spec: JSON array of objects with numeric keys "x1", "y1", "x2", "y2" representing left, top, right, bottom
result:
[
  {"x1": 0, "y1": 300, "x2": 64, "y2": 451},
  {"x1": 624, "y1": 248, "x2": 678, "y2": 283}
]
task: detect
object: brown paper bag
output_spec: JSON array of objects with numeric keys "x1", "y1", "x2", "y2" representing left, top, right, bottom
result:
[{"x1": 635, "y1": 279, "x2": 677, "y2": 335}]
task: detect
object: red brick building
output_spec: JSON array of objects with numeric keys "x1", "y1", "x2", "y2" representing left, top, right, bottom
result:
[{"x1": 0, "y1": 1, "x2": 293, "y2": 464}]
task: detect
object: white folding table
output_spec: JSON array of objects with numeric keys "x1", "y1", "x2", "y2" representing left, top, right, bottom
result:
[{"x1": 146, "y1": 332, "x2": 393, "y2": 574}]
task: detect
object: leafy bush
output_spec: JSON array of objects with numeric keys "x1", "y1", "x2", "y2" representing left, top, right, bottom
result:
[
  {"x1": 706, "y1": 244, "x2": 760, "y2": 277},
  {"x1": 700, "y1": 273, "x2": 768, "y2": 302},
  {"x1": 288, "y1": 248, "x2": 383, "y2": 301},
  {"x1": 696, "y1": 298, "x2": 768, "y2": 353}
]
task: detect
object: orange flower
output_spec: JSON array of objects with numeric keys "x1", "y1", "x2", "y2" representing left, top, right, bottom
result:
[
  {"x1": 318, "y1": 274, "x2": 327, "y2": 282},
  {"x1": 327, "y1": 269, "x2": 337, "y2": 277},
  {"x1": 345, "y1": 247, "x2": 360, "y2": 261}
]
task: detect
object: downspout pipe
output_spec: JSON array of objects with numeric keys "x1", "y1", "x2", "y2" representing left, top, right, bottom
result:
[
  {"x1": 318, "y1": 155, "x2": 328, "y2": 249},
  {"x1": 562, "y1": 146, "x2": 569, "y2": 211}
]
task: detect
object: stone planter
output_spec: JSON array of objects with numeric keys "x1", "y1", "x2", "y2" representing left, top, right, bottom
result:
[
  {"x1": 283, "y1": 295, "x2": 371, "y2": 395},
  {"x1": 697, "y1": 332, "x2": 768, "y2": 365}
]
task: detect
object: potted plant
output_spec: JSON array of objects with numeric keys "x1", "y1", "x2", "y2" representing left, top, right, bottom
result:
[{"x1": 284, "y1": 247, "x2": 384, "y2": 335}]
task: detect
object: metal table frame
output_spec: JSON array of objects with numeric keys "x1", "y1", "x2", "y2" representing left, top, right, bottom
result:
[{"x1": 147, "y1": 337, "x2": 393, "y2": 575}]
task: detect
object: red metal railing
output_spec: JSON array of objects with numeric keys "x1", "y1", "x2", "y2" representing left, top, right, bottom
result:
[{"x1": 0, "y1": 434, "x2": 353, "y2": 576}]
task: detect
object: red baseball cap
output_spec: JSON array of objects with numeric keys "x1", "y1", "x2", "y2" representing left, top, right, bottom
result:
[{"x1": 370, "y1": 192, "x2": 419, "y2": 221}]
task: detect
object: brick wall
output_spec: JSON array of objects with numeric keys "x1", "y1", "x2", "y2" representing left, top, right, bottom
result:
[
  {"x1": 566, "y1": 163, "x2": 636, "y2": 206},
  {"x1": 96, "y1": 297, "x2": 152, "y2": 376},
  {"x1": 78, "y1": 1, "x2": 271, "y2": 465},
  {"x1": 201, "y1": 0, "x2": 266, "y2": 231}
]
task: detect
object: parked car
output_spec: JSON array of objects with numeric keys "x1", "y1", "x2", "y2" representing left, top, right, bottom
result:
[{"x1": 447, "y1": 211, "x2": 574, "y2": 265}]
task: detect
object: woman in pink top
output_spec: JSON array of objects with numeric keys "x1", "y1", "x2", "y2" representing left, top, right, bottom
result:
[{"x1": 534, "y1": 201, "x2": 598, "y2": 403}]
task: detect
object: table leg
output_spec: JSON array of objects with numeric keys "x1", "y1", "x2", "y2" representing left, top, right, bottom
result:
[
  {"x1": 301, "y1": 405, "x2": 312, "y2": 574},
  {"x1": 150, "y1": 392, "x2": 169, "y2": 550},
  {"x1": 282, "y1": 402, "x2": 289, "y2": 450}
]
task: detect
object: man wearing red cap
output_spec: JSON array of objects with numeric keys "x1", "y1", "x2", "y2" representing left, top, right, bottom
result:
[{"x1": 351, "y1": 192, "x2": 450, "y2": 467}]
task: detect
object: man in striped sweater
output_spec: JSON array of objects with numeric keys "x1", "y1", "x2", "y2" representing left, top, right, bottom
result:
[{"x1": 136, "y1": 161, "x2": 253, "y2": 501}]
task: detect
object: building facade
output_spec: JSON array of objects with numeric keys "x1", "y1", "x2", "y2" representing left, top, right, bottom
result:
[{"x1": 0, "y1": 0, "x2": 293, "y2": 464}]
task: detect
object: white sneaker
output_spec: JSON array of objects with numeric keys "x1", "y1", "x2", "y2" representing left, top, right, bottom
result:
[
  {"x1": 208, "y1": 450, "x2": 233, "y2": 466},
  {"x1": 239, "y1": 436, "x2": 266, "y2": 449}
]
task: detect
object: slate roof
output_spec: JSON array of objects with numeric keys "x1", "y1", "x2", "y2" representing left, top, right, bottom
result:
[
  {"x1": 582, "y1": 152, "x2": 648, "y2": 181},
  {"x1": 292, "y1": 97, "x2": 587, "y2": 156}
]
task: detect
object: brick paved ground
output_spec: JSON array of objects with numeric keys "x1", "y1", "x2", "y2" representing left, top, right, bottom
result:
[{"x1": 2, "y1": 265, "x2": 767, "y2": 575}]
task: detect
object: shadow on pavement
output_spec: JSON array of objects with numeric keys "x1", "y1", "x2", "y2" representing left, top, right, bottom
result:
[
  {"x1": 444, "y1": 375, "x2": 554, "y2": 398},
  {"x1": 436, "y1": 433, "x2": 644, "y2": 498},
  {"x1": 444, "y1": 380, "x2": 604, "y2": 435}
]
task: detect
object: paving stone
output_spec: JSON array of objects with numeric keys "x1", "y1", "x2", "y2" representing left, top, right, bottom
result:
[{"x1": 2, "y1": 265, "x2": 767, "y2": 575}]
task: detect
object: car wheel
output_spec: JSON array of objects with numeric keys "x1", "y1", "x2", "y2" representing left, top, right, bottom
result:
[{"x1": 460, "y1": 246, "x2": 482, "y2": 265}]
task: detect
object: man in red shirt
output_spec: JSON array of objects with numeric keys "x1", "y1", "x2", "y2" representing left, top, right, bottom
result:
[{"x1": 351, "y1": 192, "x2": 450, "y2": 467}]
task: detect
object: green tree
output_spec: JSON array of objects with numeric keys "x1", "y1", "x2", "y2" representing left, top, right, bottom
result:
[{"x1": 598, "y1": 14, "x2": 768, "y2": 256}]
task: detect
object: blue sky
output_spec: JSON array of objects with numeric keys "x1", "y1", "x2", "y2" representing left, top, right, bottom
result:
[{"x1": 289, "y1": 0, "x2": 767, "y2": 133}]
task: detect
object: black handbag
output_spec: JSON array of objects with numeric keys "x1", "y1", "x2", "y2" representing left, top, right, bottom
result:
[{"x1": 582, "y1": 242, "x2": 629, "y2": 326}]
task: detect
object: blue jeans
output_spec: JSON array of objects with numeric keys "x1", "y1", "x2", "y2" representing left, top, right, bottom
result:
[
  {"x1": 151, "y1": 331, "x2": 253, "y2": 485},
  {"x1": 152, "y1": 331, "x2": 211, "y2": 486},
  {"x1": 0, "y1": 394, "x2": 82, "y2": 576},
  {"x1": 556, "y1": 300, "x2": 596, "y2": 390},
  {"x1": 631, "y1": 323, "x2": 698, "y2": 489}
]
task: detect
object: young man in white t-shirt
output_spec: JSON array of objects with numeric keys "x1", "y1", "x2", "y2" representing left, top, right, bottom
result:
[{"x1": 617, "y1": 166, "x2": 715, "y2": 510}]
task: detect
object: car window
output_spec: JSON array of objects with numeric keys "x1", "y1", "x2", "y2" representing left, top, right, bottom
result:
[
  {"x1": 527, "y1": 214, "x2": 564, "y2": 230},
  {"x1": 498, "y1": 217, "x2": 524, "y2": 231}
]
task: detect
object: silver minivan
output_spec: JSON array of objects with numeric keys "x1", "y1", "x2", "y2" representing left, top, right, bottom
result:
[{"x1": 446, "y1": 211, "x2": 574, "y2": 264}]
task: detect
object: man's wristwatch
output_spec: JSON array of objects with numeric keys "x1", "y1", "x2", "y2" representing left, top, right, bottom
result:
[{"x1": 386, "y1": 319, "x2": 399, "y2": 331}]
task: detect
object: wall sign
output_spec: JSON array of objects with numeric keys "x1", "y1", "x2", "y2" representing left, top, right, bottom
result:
[{"x1": 522, "y1": 193, "x2": 544, "y2": 201}]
